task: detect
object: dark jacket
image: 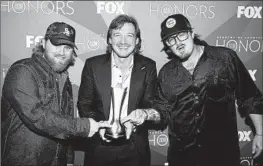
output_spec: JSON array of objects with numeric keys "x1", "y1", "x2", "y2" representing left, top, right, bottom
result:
[
  {"x1": 154, "y1": 45, "x2": 263, "y2": 166},
  {"x1": 1, "y1": 54, "x2": 90, "y2": 166},
  {"x1": 77, "y1": 53, "x2": 158, "y2": 166}
]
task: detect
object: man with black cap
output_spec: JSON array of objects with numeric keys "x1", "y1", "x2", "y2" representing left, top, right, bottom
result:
[
  {"x1": 1, "y1": 22, "x2": 110, "y2": 166},
  {"x1": 123, "y1": 14, "x2": 263, "y2": 166}
]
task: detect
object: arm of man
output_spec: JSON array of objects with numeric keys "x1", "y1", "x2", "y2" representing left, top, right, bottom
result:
[
  {"x1": 3, "y1": 65, "x2": 109, "y2": 140},
  {"x1": 144, "y1": 108, "x2": 161, "y2": 122},
  {"x1": 139, "y1": 61, "x2": 162, "y2": 129},
  {"x1": 121, "y1": 108, "x2": 161, "y2": 125},
  {"x1": 151, "y1": 66, "x2": 174, "y2": 131},
  {"x1": 249, "y1": 114, "x2": 263, "y2": 158},
  {"x1": 230, "y1": 49, "x2": 263, "y2": 158},
  {"x1": 121, "y1": 61, "x2": 161, "y2": 127},
  {"x1": 121, "y1": 64, "x2": 172, "y2": 131},
  {"x1": 77, "y1": 58, "x2": 110, "y2": 143}
]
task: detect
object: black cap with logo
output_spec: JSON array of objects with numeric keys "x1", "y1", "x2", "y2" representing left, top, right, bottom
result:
[
  {"x1": 45, "y1": 22, "x2": 78, "y2": 49},
  {"x1": 160, "y1": 14, "x2": 192, "y2": 41}
]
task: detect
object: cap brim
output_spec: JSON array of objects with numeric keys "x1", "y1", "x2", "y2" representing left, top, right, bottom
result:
[
  {"x1": 160, "y1": 28, "x2": 192, "y2": 42},
  {"x1": 161, "y1": 31, "x2": 179, "y2": 42},
  {"x1": 49, "y1": 37, "x2": 78, "y2": 50}
]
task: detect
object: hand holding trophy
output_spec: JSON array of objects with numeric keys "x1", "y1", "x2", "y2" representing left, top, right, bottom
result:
[{"x1": 103, "y1": 87, "x2": 131, "y2": 146}]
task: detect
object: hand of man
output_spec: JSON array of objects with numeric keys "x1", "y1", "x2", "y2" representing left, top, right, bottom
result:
[
  {"x1": 123, "y1": 121, "x2": 136, "y2": 139},
  {"x1": 121, "y1": 109, "x2": 148, "y2": 126},
  {"x1": 99, "y1": 128, "x2": 111, "y2": 142},
  {"x1": 252, "y1": 135, "x2": 263, "y2": 158},
  {"x1": 88, "y1": 118, "x2": 111, "y2": 137}
]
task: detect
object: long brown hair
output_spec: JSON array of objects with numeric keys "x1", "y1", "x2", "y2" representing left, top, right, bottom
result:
[{"x1": 106, "y1": 14, "x2": 142, "y2": 55}]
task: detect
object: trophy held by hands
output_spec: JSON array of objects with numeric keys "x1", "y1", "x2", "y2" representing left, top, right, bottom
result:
[{"x1": 104, "y1": 87, "x2": 129, "y2": 146}]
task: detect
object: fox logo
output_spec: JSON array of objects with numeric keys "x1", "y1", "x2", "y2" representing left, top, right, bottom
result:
[{"x1": 237, "y1": 6, "x2": 262, "y2": 18}]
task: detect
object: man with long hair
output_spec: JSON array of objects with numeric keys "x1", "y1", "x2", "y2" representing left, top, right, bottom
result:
[
  {"x1": 78, "y1": 14, "x2": 158, "y2": 166},
  {"x1": 1, "y1": 22, "x2": 110, "y2": 166},
  {"x1": 122, "y1": 14, "x2": 263, "y2": 166}
]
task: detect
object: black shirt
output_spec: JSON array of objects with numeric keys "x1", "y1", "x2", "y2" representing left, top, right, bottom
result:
[{"x1": 154, "y1": 44, "x2": 263, "y2": 165}]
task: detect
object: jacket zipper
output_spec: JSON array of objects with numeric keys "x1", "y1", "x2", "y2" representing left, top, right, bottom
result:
[
  {"x1": 54, "y1": 143, "x2": 60, "y2": 165},
  {"x1": 55, "y1": 77, "x2": 61, "y2": 109},
  {"x1": 55, "y1": 76, "x2": 61, "y2": 166}
]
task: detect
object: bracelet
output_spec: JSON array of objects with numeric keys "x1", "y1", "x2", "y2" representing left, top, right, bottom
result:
[
  {"x1": 142, "y1": 109, "x2": 148, "y2": 120},
  {"x1": 255, "y1": 133, "x2": 263, "y2": 136}
]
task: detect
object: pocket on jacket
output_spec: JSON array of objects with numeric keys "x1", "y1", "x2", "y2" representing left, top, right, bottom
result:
[{"x1": 43, "y1": 88, "x2": 56, "y2": 106}]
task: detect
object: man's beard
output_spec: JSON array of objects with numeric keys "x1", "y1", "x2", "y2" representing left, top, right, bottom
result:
[
  {"x1": 44, "y1": 53, "x2": 74, "y2": 73},
  {"x1": 179, "y1": 53, "x2": 191, "y2": 62}
]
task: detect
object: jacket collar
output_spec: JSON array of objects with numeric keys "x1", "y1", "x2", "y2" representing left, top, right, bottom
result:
[
  {"x1": 102, "y1": 53, "x2": 147, "y2": 70},
  {"x1": 32, "y1": 53, "x2": 54, "y2": 73},
  {"x1": 32, "y1": 53, "x2": 68, "y2": 75},
  {"x1": 170, "y1": 44, "x2": 210, "y2": 68},
  {"x1": 100, "y1": 53, "x2": 149, "y2": 119}
]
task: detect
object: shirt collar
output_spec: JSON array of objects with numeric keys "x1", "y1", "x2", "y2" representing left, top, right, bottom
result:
[{"x1": 111, "y1": 52, "x2": 134, "y2": 70}]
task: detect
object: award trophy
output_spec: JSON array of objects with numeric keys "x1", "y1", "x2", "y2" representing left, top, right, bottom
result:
[{"x1": 104, "y1": 87, "x2": 128, "y2": 145}]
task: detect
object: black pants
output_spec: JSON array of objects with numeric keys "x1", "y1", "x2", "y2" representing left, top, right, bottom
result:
[
  {"x1": 84, "y1": 141, "x2": 150, "y2": 166},
  {"x1": 167, "y1": 144, "x2": 241, "y2": 166}
]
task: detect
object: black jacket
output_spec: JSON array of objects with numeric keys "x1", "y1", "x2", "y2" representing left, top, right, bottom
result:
[
  {"x1": 1, "y1": 54, "x2": 90, "y2": 166},
  {"x1": 77, "y1": 53, "x2": 158, "y2": 166}
]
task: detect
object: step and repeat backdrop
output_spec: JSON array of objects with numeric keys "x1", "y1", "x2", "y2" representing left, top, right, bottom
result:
[{"x1": 1, "y1": 1, "x2": 262, "y2": 166}]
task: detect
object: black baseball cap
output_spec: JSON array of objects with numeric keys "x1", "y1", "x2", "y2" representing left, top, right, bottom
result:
[
  {"x1": 160, "y1": 14, "x2": 192, "y2": 42},
  {"x1": 45, "y1": 22, "x2": 78, "y2": 49}
]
